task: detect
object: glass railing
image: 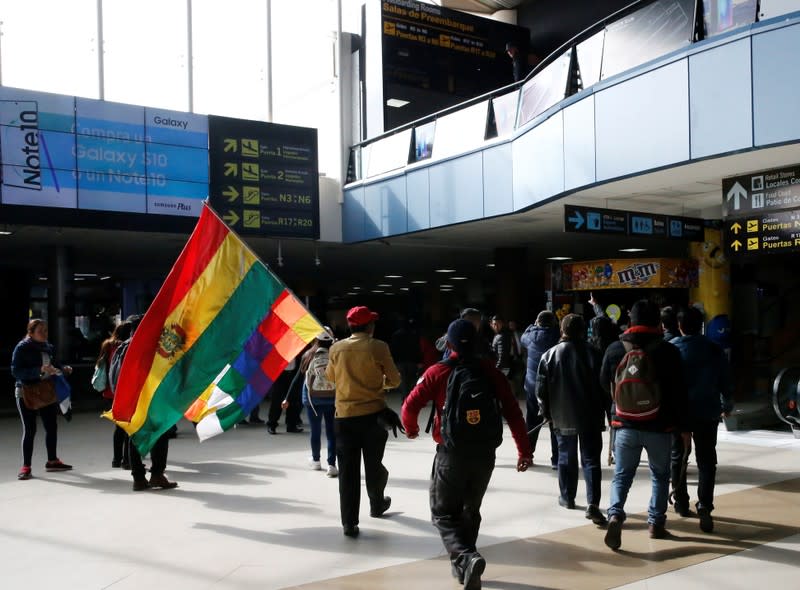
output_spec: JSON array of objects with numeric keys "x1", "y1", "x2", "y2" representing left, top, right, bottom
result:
[{"x1": 346, "y1": 0, "x2": 763, "y2": 184}]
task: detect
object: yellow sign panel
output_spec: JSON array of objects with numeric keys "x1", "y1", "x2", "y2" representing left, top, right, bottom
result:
[
  {"x1": 562, "y1": 258, "x2": 697, "y2": 291},
  {"x1": 241, "y1": 139, "x2": 259, "y2": 158},
  {"x1": 747, "y1": 237, "x2": 759, "y2": 250},
  {"x1": 243, "y1": 210, "x2": 260, "y2": 228},
  {"x1": 747, "y1": 219, "x2": 759, "y2": 233},
  {"x1": 439, "y1": 34, "x2": 451, "y2": 48},
  {"x1": 242, "y1": 163, "x2": 260, "y2": 181},
  {"x1": 384, "y1": 22, "x2": 396, "y2": 35},
  {"x1": 243, "y1": 186, "x2": 260, "y2": 205}
]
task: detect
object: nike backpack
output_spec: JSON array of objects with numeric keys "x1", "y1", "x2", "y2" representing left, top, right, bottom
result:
[{"x1": 440, "y1": 359, "x2": 503, "y2": 451}]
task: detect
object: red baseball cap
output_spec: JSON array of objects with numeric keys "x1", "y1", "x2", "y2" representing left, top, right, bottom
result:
[{"x1": 346, "y1": 306, "x2": 379, "y2": 326}]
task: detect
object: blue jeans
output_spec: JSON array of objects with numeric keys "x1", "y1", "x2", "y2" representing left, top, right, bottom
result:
[
  {"x1": 306, "y1": 403, "x2": 336, "y2": 466},
  {"x1": 555, "y1": 431, "x2": 602, "y2": 506},
  {"x1": 607, "y1": 428, "x2": 672, "y2": 526}
]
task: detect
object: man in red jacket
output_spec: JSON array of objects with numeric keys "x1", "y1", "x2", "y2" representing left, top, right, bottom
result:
[{"x1": 402, "y1": 319, "x2": 532, "y2": 590}]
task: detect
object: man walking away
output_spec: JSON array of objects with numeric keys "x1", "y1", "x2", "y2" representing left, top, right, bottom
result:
[
  {"x1": 490, "y1": 315, "x2": 513, "y2": 377},
  {"x1": 669, "y1": 306, "x2": 733, "y2": 533},
  {"x1": 109, "y1": 315, "x2": 178, "y2": 492},
  {"x1": 401, "y1": 319, "x2": 532, "y2": 590},
  {"x1": 536, "y1": 314, "x2": 609, "y2": 525},
  {"x1": 599, "y1": 300, "x2": 690, "y2": 550},
  {"x1": 521, "y1": 310, "x2": 560, "y2": 467},
  {"x1": 325, "y1": 306, "x2": 401, "y2": 538}
]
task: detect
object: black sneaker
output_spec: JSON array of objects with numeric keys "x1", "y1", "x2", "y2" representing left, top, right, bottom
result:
[
  {"x1": 343, "y1": 524, "x2": 359, "y2": 537},
  {"x1": 697, "y1": 507, "x2": 714, "y2": 533},
  {"x1": 370, "y1": 496, "x2": 392, "y2": 517},
  {"x1": 462, "y1": 553, "x2": 486, "y2": 590},
  {"x1": 585, "y1": 504, "x2": 608, "y2": 525},
  {"x1": 604, "y1": 515, "x2": 622, "y2": 550},
  {"x1": 267, "y1": 425, "x2": 277, "y2": 435},
  {"x1": 558, "y1": 496, "x2": 576, "y2": 509}
]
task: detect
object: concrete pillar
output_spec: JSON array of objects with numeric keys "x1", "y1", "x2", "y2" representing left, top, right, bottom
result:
[{"x1": 48, "y1": 246, "x2": 74, "y2": 361}]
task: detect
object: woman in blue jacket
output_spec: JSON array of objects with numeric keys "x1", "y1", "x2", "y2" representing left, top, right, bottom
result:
[{"x1": 11, "y1": 319, "x2": 73, "y2": 480}]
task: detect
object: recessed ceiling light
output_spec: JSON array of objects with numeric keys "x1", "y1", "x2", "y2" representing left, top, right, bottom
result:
[
  {"x1": 352, "y1": 286, "x2": 361, "y2": 290},
  {"x1": 547, "y1": 256, "x2": 572, "y2": 261},
  {"x1": 400, "y1": 287, "x2": 409, "y2": 291},
  {"x1": 486, "y1": 263, "x2": 495, "y2": 268},
  {"x1": 386, "y1": 98, "x2": 409, "y2": 108},
  {"x1": 0, "y1": 230, "x2": 12, "y2": 236},
  {"x1": 347, "y1": 292, "x2": 358, "y2": 296},
  {"x1": 411, "y1": 280, "x2": 427, "y2": 284},
  {"x1": 385, "y1": 275, "x2": 403, "y2": 279},
  {"x1": 100, "y1": 276, "x2": 111, "y2": 281},
  {"x1": 75, "y1": 273, "x2": 98, "y2": 277},
  {"x1": 377, "y1": 283, "x2": 392, "y2": 287},
  {"x1": 619, "y1": 248, "x2": 647, "y2": 253},
  {"x1": 371, "y1": 290, "x2": 385, "y2": 293},
  {"x1": 435, "y1": 269, "x2": 456, "y2": 273},
  {"x1": 440, "y1": 284, "x2": 454, "y2": 288},
  {"x1": 451, "y1": 276, "x2": 468, "y2": 280}
]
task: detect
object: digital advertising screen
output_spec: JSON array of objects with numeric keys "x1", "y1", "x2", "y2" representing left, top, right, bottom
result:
[
  {"x1": 208, "y1": 116, "x2": 319, "y2": 239},
  {"x1": 0, "y1": 86, "x2": 209, "y2": 223},
  {"x1": 600, "y1": 0, "x2": 695, "y2": 80},
  {"x1": 702, "y1": 0, "x2": 758, "y2": 38},
  {"x1": 517, "y1": 50, "x2": 572, "y2": 128}
]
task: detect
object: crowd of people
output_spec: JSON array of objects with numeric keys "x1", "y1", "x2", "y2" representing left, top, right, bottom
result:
[{"x1": 10, "y1": 298, "x2": 733, "y2": 590}]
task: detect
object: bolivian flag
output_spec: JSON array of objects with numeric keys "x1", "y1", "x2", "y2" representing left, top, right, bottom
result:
[{"x1": 106, "y1": 204, "x2": 322, "y2": 454}]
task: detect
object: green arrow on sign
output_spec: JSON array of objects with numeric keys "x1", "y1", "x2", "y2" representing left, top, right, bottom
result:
[
  {"x1": 224, "y1": 138, "x2": 237, "y2": 152},
  {"x1": 224, "y1": 163, "x2": 238, "y2": 177},
  {"x1": 731, "y1": 240, "x2": 742, "y2": 252},
  {"x1": 223, "y1": 210, "x2": 240, "y2": 226},
  {"x1": 222, "y1": 186, "x2": 240, "y2": 202}
]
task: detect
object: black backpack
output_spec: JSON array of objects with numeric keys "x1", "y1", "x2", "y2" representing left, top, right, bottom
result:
[
  {"x1": 108, "y1": 338, "x2": 131, "y2": 395},
  {"x1": 440, "y1": 358, "x2": 503, "y2": 451}
]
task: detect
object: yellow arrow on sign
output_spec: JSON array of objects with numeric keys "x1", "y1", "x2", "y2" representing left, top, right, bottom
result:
[
  {"x1": 223, "y1": 210, "x2": 240, "y2": 226},
  {"x1": 224, "y1": 138, "x2": 237, "y2": 153},
  {"x1": 731, "y1": 240, "x2": 742, "y2": 252},
  {"x1": 224, "y1": 162, "x2": 238, "y2": 177},
  {"x1": 730, "y1": 222, "x2": 742, "y2": 234},
  {"x1": 222, "y1": 186, "x2": 240, "y2": 202}
]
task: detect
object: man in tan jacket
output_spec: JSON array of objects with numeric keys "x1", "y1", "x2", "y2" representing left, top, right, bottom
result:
[{"x1": 325, "y1": 306, "x2": 401, "y2": 537}]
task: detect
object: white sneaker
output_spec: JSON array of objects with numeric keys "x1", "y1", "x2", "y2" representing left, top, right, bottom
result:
[
  {"x1": 309, "y1": 458, "x2": 322, "y2": 471},
  {"x1": 326, "y1": 464, "x2": 339, "y2": 478}
]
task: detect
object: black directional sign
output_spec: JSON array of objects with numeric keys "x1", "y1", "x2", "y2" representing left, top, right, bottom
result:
[
  {"x1": 722, "y1": 164, "x2": 800, "y2": 218},
  {"x1": 208, "y1": 116, "x2": 319, "y2": 239},
  {"x1": 725, "y1": 207, "x2": 800, "y2": 257},
  {"x1": 564, "y1": 205, "x2": 704, "y2": 241}
]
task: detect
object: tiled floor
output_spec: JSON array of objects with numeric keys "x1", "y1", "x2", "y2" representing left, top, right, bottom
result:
[{"x1": 1, "y1": 400, "x2": 798, "y2": 590}]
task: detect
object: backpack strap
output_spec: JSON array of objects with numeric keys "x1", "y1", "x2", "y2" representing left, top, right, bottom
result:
[{"x1": 424, "y1": 358, "x2": 458, "y2": 434}]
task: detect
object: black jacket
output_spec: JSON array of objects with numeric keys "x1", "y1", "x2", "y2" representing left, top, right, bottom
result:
[
  {"x1": 600, "y1": 328, "x2": 689, "y2": 432},
  {"x1": 536, "y1": 339, "x2": 608, "y2": 435},
  {"x1": 492, "y1": 329, "x2": 513, "y2": 371}
]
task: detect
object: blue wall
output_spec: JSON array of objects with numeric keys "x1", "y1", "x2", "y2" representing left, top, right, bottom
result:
[{"x1": 342, "y1": 15, "x2": 800, "y2": 242}]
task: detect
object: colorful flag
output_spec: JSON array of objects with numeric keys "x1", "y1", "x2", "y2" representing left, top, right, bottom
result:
[{"x1": 105, "y1": 204, "x2": 322, "y2": 454}]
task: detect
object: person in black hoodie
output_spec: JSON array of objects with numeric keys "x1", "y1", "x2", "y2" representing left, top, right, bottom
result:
[
  {"x1": 521, "y1": 310, "x2": 560, "y2": 466},
  {"x1": 536, "y1": 314, "x2": 609, "y2": 525},
  {"x1": 599, "y1": 300, "x2": 690, "y2": 550}
]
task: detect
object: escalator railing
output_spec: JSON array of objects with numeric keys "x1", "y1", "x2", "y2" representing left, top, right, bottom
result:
[{"x1": 772, "y1": 368, "x2": 800, "y2": 438}]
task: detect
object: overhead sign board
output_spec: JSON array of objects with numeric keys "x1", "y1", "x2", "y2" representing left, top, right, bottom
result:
[
  {"x1": 564, "y1": 205, "x2": 704, "y2": 241},
  {"x1": 208, "y1": 116, "x2": 319, "y2": 239},
  {"x1": 0, "y1": 86, "x2": 209, "y2": 217},
  {"x1": 724, "y1": 207, "x2": 800, "y2": 257},
  {"x1": 722, "y1": 164, "x2": 800, "y2": 217}
]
